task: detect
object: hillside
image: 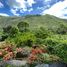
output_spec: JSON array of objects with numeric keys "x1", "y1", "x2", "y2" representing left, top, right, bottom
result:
[
  {"x1": 0, "y1": 14, "x2": 67, "y2": 32},
  {"x1": 0, "y1": 14, "x2": 67, "y2": 64}
]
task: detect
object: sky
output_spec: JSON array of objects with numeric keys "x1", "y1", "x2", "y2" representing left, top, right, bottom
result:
[{"x1": 0, "y1": 0, "x2": 67, "y2": 19}]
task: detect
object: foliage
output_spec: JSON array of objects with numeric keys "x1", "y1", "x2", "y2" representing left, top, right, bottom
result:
[
  {"x1": 35, "y1": 27, "x2": 50, "y2": 39},
  {"x1": 54, "y1": 43, "x2": 67, "y2": 63},
  {"x1": 28, "y1": 46, "x2": 60, "y2": 64},
  {"x1": 0, "y1": 42, "x2": 16, "y2": 61},
  {"x1": 7, "y1": 32, "x2": 36, "y2": 47},
  {"x1": 56, "y1": 23, "x2": 67, "y2": 34},
  {"x1": 16, "y1": 47, "x2": 30, "y2": 58},
  {"x1": 0, "y1": 14, "x2": 67, "y2": 64},
  {"x1": 0, "y1": 14, "x2": 67, "y2": 32},
  {"x1": 17, "y1": 21, "x2": 29, "y2": 32},
  {"x1": 3, "y1": 25, "x2": 18, "y2": 37},
  {"x1": 36, "y1": 53, "x2": 60, "y2": 63},
  {"x1": 34, "y1": 27, "x2": 51, "y2": 44},
  {"x1": 45, "y1": 35, "x2": 67, "y2": 63}
]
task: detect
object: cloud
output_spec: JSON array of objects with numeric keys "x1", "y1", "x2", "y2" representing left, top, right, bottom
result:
[
  {"x1": 45, "y1": 0, "x2": 51, "y2": 2},
  {"x1": 7, "y1": 0, "x2": 26, "y2": 9},
  {"x1": 10, "y1": 8, "x2": 19, "y2": 16},
  {"x1": 0, "y1": 2, "x2": 4, "y2": 8},
  {"x1": 28, "y1": 8, "x2": 33, "y2": 12},
  {"x1": 42, "y1": 0, "x2": 67, "y2": 19},
  {"x1": 7, "y1": 0, "x2": 36, "y2": 15},
  {"x1": 27, "y1": 0, "x2": 35, "y2": 6},
  {"x1": 7, "y1": 0, "x2": 35, "y2": 11},
  {"x1": 0, "y1": 13, "x2": 9, "y2": 16}
]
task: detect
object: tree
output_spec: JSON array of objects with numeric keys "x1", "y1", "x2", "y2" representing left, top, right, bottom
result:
[
  {"x1": 17, "y1": 21, "x2": 29, "y2": 32},
  {"x1": 56, "y1": 24, "x2": 67, "y2": 34},
  {"x1": 3, "y1": 25, "x2": 18, "y2": 37}
]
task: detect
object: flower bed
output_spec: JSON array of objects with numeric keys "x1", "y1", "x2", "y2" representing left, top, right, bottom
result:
[{"x1": 0, "y1": 42, "x2": 67, "y2": 67}]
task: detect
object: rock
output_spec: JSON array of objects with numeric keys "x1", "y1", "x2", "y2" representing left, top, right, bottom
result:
[
  {"x1": 0, "y1": 60, "x2": 67, "y2": 67},
  {"x1": 49, "y1": 62, "x2": 67, "y2": 67},
  {"x1": 35, "y1": 64, "x2": 49, "y2": 67},
  {"x1": 6, "y1": 60, "x2": 27, "y2": 67},
  {"x1": 35, "y1": 62, "x2": 67, "y2": 67},
  {"x1": 0, "y1": 61, "x2": 7, "y2": 67}
]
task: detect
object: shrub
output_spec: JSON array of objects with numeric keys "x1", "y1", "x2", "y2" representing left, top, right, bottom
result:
[
  {"x1": 7, "y1": 32, "x2": 36, "y2": 47},
  {"x1": 45, "y1": 35, "x2": 67, "y2": 63},
  {"x1": 0, "y1": 41, "x2": 16, "y2": 61},
  {"x1": 56, "y1": 24, "x2": 67, "y2": 34},
  {"x1": 17, "y1": 21, "x2": 29, "y2": 32},
  {"x1": 3, "y1": 25, "x2": 18, "y2": 37},
  {"x1": 34, "y1": 27, "x2": 51, "y2": 44}
]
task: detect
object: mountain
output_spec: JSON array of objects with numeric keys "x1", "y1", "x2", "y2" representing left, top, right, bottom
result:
[{"x1": 0, "y1": 14, "x2": 67, "y2": 32}]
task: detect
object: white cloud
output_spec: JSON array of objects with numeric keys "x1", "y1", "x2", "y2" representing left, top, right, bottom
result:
[
  {"x1": 10, "y1": 9, "x2": 19, "y2": 16},
  {"x1": 42, "y1": 0, "x2": 67, "y2": 19},
  {"x1": 20, "y1": 9, "x2": 24, "y2": 13},
  {"x1": 7, "y1": 0, "x2": 27, "y2": 10},
  {"x1": 27, "y1": 0, "x2": 35, "y2": 6},
  {"x1": 7, "y1": 0, "x2": 36, "y2": 16},
  {"x1": 0, "y1": 2, "x2": 4, "y2": 8},
  {"x1": 7, "y1": 0, "x2": 35, "y2": 12},
  {"x1": 45, "y1": 0, "x2": 51, "y2": 2},
  {"x1": 28, "y1": 8, "x2": 33, "y2": 12},
  {"x1": 0, "y1": 13, "x2": 9, "y2": 16}
]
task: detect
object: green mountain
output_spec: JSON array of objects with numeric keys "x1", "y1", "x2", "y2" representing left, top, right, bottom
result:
[
  {"x1": 0, "y1": 14, "x2": 67, "y2": 63},
  {"x1": 0, "y1": 14, "x2": 67, "y2": 32}
]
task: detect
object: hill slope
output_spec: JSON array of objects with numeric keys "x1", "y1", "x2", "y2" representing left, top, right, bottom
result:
[{"x1": 0, "y1": 14, "x2": 67, "y2": 32}]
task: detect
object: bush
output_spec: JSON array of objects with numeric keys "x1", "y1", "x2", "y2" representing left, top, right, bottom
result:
[
  {"x1": 34, "y1": 27, "x2": 51, "y2": 44},
  {"x1": 45, "y1": 35, "x2": 67, "y2": 63},
  {"x1": 56, "y1": 24, "x2": 67, "y2": 34},
  {"x1": 7, "y1": 32, "x2": 36, "y2": 47},
  {"x1": 17, "y1": 21, "x2": 29, "y2": 32},
  {"x1": 0, "y1": 41, "x2": 16, "y2": 61},
  {"x1": 3, "y1": 26, "x2": 18, "y2": 37}
]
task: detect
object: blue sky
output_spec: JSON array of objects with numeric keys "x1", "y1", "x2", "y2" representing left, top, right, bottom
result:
[{"x1": 0, "y1": 0, "x2": 67, "y2": 19}]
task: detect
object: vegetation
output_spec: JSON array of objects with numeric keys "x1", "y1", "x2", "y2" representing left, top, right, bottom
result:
[{"x1": 0, "y1": 14, "x2": 67, "y2": 66}]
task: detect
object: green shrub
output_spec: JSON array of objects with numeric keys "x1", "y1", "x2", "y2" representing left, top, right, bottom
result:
[
  {"x1": 56, "y1": 24, "x2": 67, "y2": 34},
  {"x1": 34, "y1": 27, "x2": 51, "y2": 44},
  {"x1": 45, "y1": 35, "x2": 67, "y2": 63},
  {"x1": 7, "y1": 32, "x2": 36, "y2": 47},
  {"x1": 3, "y1": 25, "x2": 18, "y2": 37},
  {"x1": 17, "y1": 21, "x2": 29, "y2": 32}
]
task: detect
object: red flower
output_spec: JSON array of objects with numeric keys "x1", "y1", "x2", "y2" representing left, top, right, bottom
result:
[
  {"x1": 3, "y1": 54, "x2": 11, "y2": 61},
  {"x1": 4, "y1": 47, "x2": 12, "y2": 52},
  {"x1": 28, "y1": 54, "x2": 37, "y2": 62},
  {"x1": 0, "y1": 51, "x2": 3, "y2": 56}
]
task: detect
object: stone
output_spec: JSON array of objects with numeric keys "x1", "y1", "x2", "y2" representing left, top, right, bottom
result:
[
  {"x1": 6, "y1": 60, "x2": 27, "y2": 67},
  {"x1": 35, "y1": 64, "x2": 49, "y2": 67}
]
